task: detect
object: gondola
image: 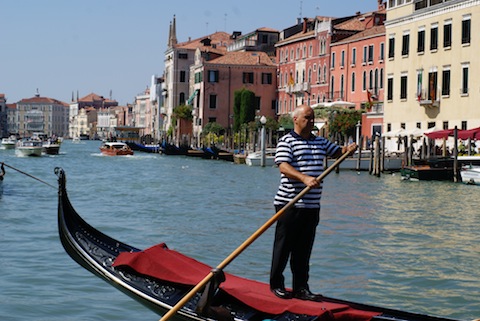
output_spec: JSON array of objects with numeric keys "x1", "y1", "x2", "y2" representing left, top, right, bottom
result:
[{"x1": 55, "y1": 167, "x2": 461, "y2": 321}]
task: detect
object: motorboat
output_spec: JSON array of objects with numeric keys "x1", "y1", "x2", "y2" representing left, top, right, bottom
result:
[
  {"x1": 15, "y1": 139, "x2": 43, "y2": 157},
  {"x1": 1, "y1": 136, "x2": 17, "y2": 149},
  {"x1": 245, "y1": 149, "x2": 276, "y2": 166},
  {"x1": 460, "y1": 165, "x2": 480, "y2": 185},
  {"x1": 42, "y1": 139, "x2": 61, "y2": 155},
  {"x1": 99, "y1": 141, "x2": 134, "y2": 156}
]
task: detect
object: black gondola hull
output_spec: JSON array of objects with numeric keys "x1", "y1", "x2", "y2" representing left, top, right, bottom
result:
[{"x1": 55, "y1": 168, "x2": 463, "y2": 321}]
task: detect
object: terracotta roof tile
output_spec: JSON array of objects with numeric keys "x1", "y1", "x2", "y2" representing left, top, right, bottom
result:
[
  {"x1": 208, "y1": 51, "x2": 275, "y2": 66},
  {"x1": 335, "y1": 25, "x2": 385, "y2": 43},
  {"x1": 175, "y1": 31, "x2": 234, "y2": 54},
  {"x1": 19, "y1": 96, "x2": 68, "y2": 106}
]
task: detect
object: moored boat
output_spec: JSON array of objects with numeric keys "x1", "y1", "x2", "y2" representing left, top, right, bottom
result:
[
  {"x1": 55, "y1": 167, "x2": 461, "y2": 321},
  {"x1": 15, "y1": 139, "x2": 43, "y2": 157},
  {"x1": 245, "y1": 149, "x2": 276, "y2": 166},
  {"x1": 99, "y1": 141, "x2": 134, "y2": 156},
  {"x1": 126, "y1": 141, "x2": 161, "y2": 153},
  {"x1": 1, "y1": 136, "x2": 17, "y2": 149},
  {"x1": 460, "y1": 165, "x2": 480, "y2": 185}
]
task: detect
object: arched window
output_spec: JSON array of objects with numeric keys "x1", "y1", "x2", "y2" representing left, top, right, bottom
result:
[{"x1": 179, "y1": 92, "x2": 186, "y2": 105}]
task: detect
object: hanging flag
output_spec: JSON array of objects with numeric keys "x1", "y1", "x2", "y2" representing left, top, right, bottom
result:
[
  {"x1": 417, "y1": 72, "x2": 422, "y2": 101},
  {"x1": 367, "y1": 90, "x2": 372, "y2": 104},
  {"x1": 288, "y1": 73, "x2": 294, "y2": 86}
]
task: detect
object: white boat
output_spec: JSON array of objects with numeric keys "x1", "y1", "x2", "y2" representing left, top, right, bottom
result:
[
  {"x1": 245, "y1": 149, "x2": 276, "y2": 166},
  {"x1": 460, "y1": 165, "x2": 480, "y2": 185},
  {"x1": 1, "y1": 136, "x2": 17, "y2": 149},
  {"x1": 15, "y1": 139, "x2": 43, "y2": 157},
  {"x1": 42, "y1": 140, "x2": 61, "y2": 155}
]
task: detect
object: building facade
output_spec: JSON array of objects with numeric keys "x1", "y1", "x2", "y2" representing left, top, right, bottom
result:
[
  {"x1": 16, "y1": 91, "x2": 69, "y2": 137},
  {"x1": 189, "y1": 50, "x2": 278, "y2": 145},
  {"x1": 384, "y1": 0, "x2": 480, "y2": 137}
]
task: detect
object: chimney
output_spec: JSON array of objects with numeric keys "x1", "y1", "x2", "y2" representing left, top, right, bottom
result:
[{"x1": 303, "y1": 17, "x2": 308, "y2": 33}]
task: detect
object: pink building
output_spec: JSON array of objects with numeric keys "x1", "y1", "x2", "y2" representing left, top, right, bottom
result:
[
  {"x1": 329, "y1": 8, "x2": 386, "y2": 140},
  {"x1": 190, "y1": 50, "x2": 277, "y2": 145}
]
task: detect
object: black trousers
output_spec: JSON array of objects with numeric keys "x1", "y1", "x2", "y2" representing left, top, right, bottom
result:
[{"x1": 270, "y1": 205, "x2": 320, "y2": 291}]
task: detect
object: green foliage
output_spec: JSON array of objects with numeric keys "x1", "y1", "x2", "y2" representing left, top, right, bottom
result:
[
  {"x1": 278, "y1": 114, "x2": 293, "y2": 130},
  {"x1": 328, "y1": 108, "x2": 361, "y2": 138},
  {"x1": 173, "y1": 104, "x2": 193, "y2": 120},
  {"x1": 203, "y1": 122, "x2": 224, "y2": 135},
  {"x1": 233, "y1": 88, "x2": 256, "y2": 132}
]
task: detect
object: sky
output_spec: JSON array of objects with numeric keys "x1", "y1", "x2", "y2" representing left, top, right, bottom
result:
[{"x1": 1, "y1": 0, "x2": 379, "y2": 106}]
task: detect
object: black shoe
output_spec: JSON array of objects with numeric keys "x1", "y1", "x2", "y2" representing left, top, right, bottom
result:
[
  {"x1": 271, "y1": 288, "x2": 293, "y2": 299},
  {"x1": 293, "y1": 288, "x2": 323, "y2": 301}
]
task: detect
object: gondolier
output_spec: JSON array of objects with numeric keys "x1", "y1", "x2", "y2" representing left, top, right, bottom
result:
[{"x1": 270, "y1": 104, "x2": 356, "y2": 301}]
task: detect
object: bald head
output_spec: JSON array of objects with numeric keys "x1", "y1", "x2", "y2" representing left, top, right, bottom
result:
[{"x1": 293, "y1": 105, "x2": 315, "y2": 138}]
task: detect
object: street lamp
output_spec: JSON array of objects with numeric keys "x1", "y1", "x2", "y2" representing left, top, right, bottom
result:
[{"x1": 260, "y1": 116, "x2": 267, "y2": 167}]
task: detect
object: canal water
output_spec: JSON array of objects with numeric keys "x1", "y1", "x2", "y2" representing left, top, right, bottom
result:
[{"x1": 0, "y1": 141, "x2": 478, "y2": 321}]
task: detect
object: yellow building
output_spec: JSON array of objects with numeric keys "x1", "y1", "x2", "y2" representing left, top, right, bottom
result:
[{"x1": 384, "y1": 0, "x2": 480, "y2": 137}]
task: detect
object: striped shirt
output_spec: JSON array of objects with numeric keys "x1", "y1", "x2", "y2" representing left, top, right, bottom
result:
[{"x1": 274, "y1": 131, "x2": 340, "y2": 208}]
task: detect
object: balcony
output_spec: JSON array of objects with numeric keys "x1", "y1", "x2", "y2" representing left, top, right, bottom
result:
[{"x1": 285, "y1": 82, "x2": 310, "y2": 95}]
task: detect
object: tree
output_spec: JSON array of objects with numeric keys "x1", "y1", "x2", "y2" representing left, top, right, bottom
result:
[
  {"x1": 328, "y1": 108, "x2": 361, "y2": 141},
  {"x1": 233, "y1": 88, "x2": 256, "y2": 132}
]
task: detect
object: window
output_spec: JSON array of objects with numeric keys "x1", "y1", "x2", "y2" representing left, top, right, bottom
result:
[
  {"x1": 362, "y1": 71, "x2": 367, "y2": 91},
  {"x1": 400, "y1": 74, "x2": 408, "y2": 99},
  {"x1": 209, "y1": 94, "x2": 217, "y2": 109},
  {"x1": 462, "y1": 64, "x2": 469, "y2": 95},
  {"x1": 368, "y1": 45, "x2": 374, "y2": 63},
  {"x1": 430, "y1": 25, "x2": 438, "y2": 50},
  {"x1": 178, "y1": 52, "x2": 188, "y2": 59},
  {"x1": 243, "y1": 72, "x2": 254, "y2": 84},
  {"x1": 341, "y1": 50, "x2": 345, "y2": 67},
  {"x1": 331, "y1": 52, "x2": 336, "y2": 68},
  {"x1": 330, "y1": 76, "x2": 335, "y2": 100},
  {"x1": 441, "y1": 69, "x2": 450, "y2": 96},
  {"x1": 443, "y1": 21, "x2": 452, "y2": 48},
  {"x1": 363, "y1": 46, "x2": 367, "y2": 63},
  {"x1": 308, "y1": 69, "x2": 312, "y2": 83},
  {"x1": 351, "y1": 72, "x2": 356, "y2": 92},
  {"x1": 380, "y1": 43, "x2": 385, "y2": 61},
  {"x1": 428, "y1": 71, "x2": 437, "y2": 101},
  {"x1": 380, "y1": 68, "x2": 384, "y2": 89},
  {"x1": 416, "y1": 70, "x2": 423, "y2": 100},
  {"x1": 462, "y1": 16, "x2": 471, "y2": 44},
  {"x1": 402, "y1": 33, "x2": 410, "y2": 56},
  {"x1": 461, "y1": 121, "x2": 467, "y2": 131},
  {"x1": 387, "y1": 77, "x2": 393, "y2": 101},
  {"x1": 369, "y1": 70, "x2": 374, "y2": 90},
  {"x1": 255, "y1": 97, "x2": 261, "y2": 110},
  {"x1": 352, "y1": 47, "x2": 357, "y2": 65},
  {"x1": 208, "y1": 117, "x2": 216, "y2": 123},
  {"x1": 417, "y1": 29, "x2": 425, "y2": 53},
  {"x1": 179, "y1": 93, "x2": 186, "y2": 105},
  {"x1": 208, "y1": 70, "x2": 219, "y2": 83},
  {"x1": 180, "y1": 70, "x2": 186, "y2": 82},
  {"x1": 340, "y1": 75, "x2": 345, "y2": 99},
  {"x1": 388, "y1": 36, "x2": 395, "y2": 58},
  {"x1": 261, "y1": 73, "x2": 272, "y2": 84}
]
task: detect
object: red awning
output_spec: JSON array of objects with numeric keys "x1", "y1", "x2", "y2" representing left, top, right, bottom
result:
[
  {"x1": 425, "y1": 127, "x2": 480, "y2": 140},
  {"x1": 457, "y1": 127, "x2": 480, "y2": 140},
  {"x1": 424, "y1": 129, "x2": 453, "y2": 139}
]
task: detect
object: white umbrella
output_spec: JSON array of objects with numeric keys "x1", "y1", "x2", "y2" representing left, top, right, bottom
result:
[{"x1": 383, "y1": 128, "x2": 406, "y2": 138}]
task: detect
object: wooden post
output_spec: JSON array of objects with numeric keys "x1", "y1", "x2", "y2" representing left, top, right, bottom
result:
[
  {"x1": 453, "y1": 127, "x2": 459, "y2": 183},
  {"x1": 356, "y1": 136, "x2": 363, "y2": 171}
]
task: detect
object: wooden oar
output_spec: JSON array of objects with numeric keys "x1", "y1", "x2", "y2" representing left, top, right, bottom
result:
[{"x1": 159, "y1": 148, "x2": 355, "y2": 321}]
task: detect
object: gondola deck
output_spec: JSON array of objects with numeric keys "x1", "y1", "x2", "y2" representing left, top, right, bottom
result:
[{"x1": 55, "y1": 168, "x2": 463, "y2": 321}]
